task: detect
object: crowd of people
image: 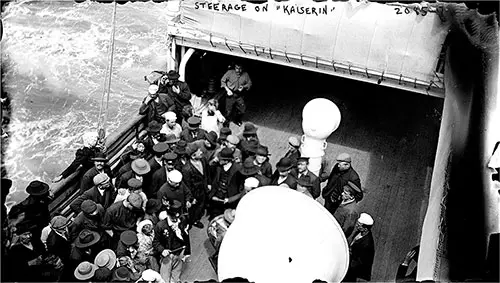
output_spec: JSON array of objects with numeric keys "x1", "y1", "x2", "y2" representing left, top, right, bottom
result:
[{"x1": 1, "y1": 63, "x2": 376, "y2": 283}]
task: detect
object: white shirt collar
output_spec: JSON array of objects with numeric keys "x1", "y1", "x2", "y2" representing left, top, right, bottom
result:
[{"x1": 223, "y1": 162, "x2": 233, "y2": 171}]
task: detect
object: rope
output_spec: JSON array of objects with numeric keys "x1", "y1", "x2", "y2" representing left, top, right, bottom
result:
[{"x1": 97, "y1": 0, "x2": 118, "y2": 137}]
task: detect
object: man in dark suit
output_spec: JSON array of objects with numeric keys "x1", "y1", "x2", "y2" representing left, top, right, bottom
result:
[
  {"x1": 151, "y1": 152, "x2": 178, "y2": 197},
  {"x1": 69, "y1": 200, "x2": 109, "y2": 246},
  {"x1": 153, "y1": 200, "x2": 191, "y2": 283},
  {"x1": 282, "y1": 136, "x2": 301, "y2": 167},
  {"x1": 70, "y1": 173, "x2": 117, "y2": 214},
  {"x1": 149, "y1": 142, "x2": 169, "y2": 176},
  {"x1": 344, "y1": 213, "x2": 375, "y2": 282},
  {"x1": 139, "y1": 84, "x2": 176, "y2": 124},
  {"x1": 162, "y1": 70, "x2": 192, "y2": 125},
  {"x1": 291, "y1": 157, "x2": 320, "y2": 199},
  {"x1": 46, "y1": 215, "x2": 72, "y2": 281},
  {"x1": 156, "y1": 170, "x2": 193, "y2": 216},
  {"x1": 143, "y1": 121, "x2": 168, "y2": 155},
  {"x1": 208, "y1": 148, "x2": 244, "y2": 220},
  {"x1": 181, "y1": 143, "x2": 211, "y2": 229},
  {"x1": 115, "y1": 158, "x2": 151, "y2": 194},
  {"x1": 180, "y1": 116, "x2": 207, "y2": 143},
  {"x1": 79, "y1": 152, "x2": 113, "y2": 193},
  {"x1": 322, "y1": 153, "x2": 362, "y2": 215},
  {"x1": 271, "y1": 157, "x2": 297, "y2": 189}
]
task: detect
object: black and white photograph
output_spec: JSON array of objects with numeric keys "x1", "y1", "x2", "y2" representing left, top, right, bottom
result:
[{"x1": 0, "y1": 0, "x2": 498, "y2": 282}]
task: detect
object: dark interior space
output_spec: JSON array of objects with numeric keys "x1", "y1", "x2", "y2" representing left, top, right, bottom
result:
[{"x1": 185, "y1": 50, "x2": 444, "y2": 281}]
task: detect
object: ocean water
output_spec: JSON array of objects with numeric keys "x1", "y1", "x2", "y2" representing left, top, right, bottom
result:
[{"x1": 2, "y1": 0, "x2": 174, "y2": 209}]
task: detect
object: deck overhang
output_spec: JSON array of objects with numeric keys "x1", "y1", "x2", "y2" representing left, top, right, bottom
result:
[{"x1": 167, "y1": 0, "x2": 451, "y2": 98}]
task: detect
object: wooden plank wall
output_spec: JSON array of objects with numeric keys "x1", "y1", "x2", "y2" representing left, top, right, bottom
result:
[{"x1": 181, "y1": 62, "x2": 443, "y2": 282}]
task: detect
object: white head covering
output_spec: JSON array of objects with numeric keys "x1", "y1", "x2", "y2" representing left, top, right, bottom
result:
[
  {"x1": 168, "y1": 170, "x2": 183, "y2": 183},
  {"x1": 136, "y1": 219, "x2": 153, "y2": 234},
  {"x1": 163, "y1": 111, "x2": 177, "y2": 121},
  {"x1": 358, "y1": 213, "x2": 374, "y2": 226},
  {"x1": 244, "y1": 177, "x2": 260, "y2": 189},
  {"x1": 141, "y1": 269, "x2": 162, "y2": 282},
  {"x1": 82, "y1": 132, "x2": 98, "y2": 148},
  {"x1": 159, "y1": 211, "x2": 168, "y2": 221},
  {"x1": 148, "y1": 84, "x2": 159, "y2": 95}
]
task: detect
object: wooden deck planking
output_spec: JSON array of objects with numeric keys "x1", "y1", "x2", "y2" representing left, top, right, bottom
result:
[{"x1": 180, "y1": 63, "x2": 442, "y2": 281}]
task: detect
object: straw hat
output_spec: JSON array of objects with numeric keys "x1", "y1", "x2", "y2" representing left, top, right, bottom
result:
[
  {"x1": 74, "y1": 261, "x2": 97, "y2": 281},
  {"x1": 131, "y1": 158, "x2": 151, "y2": 175},
  {"x1": 94, "y1": 249, "x2": 117, "y2": 270}
]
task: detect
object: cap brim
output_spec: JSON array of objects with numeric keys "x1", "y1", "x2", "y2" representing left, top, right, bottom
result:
[{"x1": 91, "y1": 157, "x2": 108, "y2": 162}]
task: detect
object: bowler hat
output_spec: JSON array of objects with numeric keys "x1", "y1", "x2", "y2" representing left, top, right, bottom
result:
[
  {"x1": 242, "y1": 123, "x2": 258, "y2": 135},
  {"x1": 174, "y1": 140, "x2": 187, "y2": 155},
  {"x1": 50, "y1": 215, "x2": 71, "y2": 230},
  {"x1": 256, "y1": 145, "x2": 269, "y2": 156},
  {"x1": 74, "y1": 261, "x2": 97, "y2": 281},
  {"x1": 131, "y1": 158, "x2": 151, "y2": 175},
  {"x1": 187, "y1": 116, "x2": 201, "y2": 130},
  {"x1": 205, "y1": 131, "x2": 218, "y2": 146},
  {"x1": 276, "y1": 157, "x2": 293, "y2": 172},
  {"x1": 145, "y1": 199, "x2": 162, "y2": 214},
  {"x1": 81, "y1": 199, "x2": 98, "y2": 215},
  {"x1": 166, "y1": 199, "x2": 182, "y2": 215},
  {"x1": 147, "y1": 120, "x2": 162, "y2": 133},
  {"x1": 127, "y1": 178, "x2": 142, "y2": 190},
  {"x1": 240, "y1": 158, "x2": 259, "y2": 176},
  {"x1": 26, "y1": 180, "x2": 49, "y2": 196},
  {"x1": 112, "y1": 266, "x2": 131, "y2": 282},
  {"x1": 75, "y1": 229, "x2": 101, "y2": 248},
  {"x1": 165, "y1": 134, "x2": 180, "y2": 144},
  {"x1": 218, "y1": 147, "x2": 234, "y2": 161},
  {"x1": 95, "y1": 249, "x2": 117, "y2": 270},
  {"x1": 91, "y1": 152, "x2": 108, "y2": 162},
  {"x1": 152, "y1": 142, "x2": 169, "y2": 154},
  {"x1": 127, "y1": 192, "x2": 143, "y2": 209},
  {"x1": 93, "y1": 173, "x2": 110, "y2": 186},
  {"x1": 167, "y1": 70, "x2": 180, "y2": 80},
  {"x1": 120, "y1": 230, "x2": 138, "y2": 246},
  {"x1": 163, "y1": 151, "x2": 178, "y2": 162}
]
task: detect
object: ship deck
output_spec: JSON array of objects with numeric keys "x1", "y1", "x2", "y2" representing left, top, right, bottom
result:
[{"x1": 180, "y1": 61, "x2": 444, "y2": 282}]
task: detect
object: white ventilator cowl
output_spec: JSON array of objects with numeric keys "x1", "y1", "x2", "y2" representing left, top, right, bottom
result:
[{"x1": 218, "y1": 186, "x2": 350, "y2": 283}]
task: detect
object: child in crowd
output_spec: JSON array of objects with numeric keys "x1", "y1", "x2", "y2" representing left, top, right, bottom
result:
[{"x1": 201, "y1": 99, "x2": 226, "y2": 136}]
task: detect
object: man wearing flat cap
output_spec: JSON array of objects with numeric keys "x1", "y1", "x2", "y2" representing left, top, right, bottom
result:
[
  {"x1": 322, "y1": 153, "x2": 362, "y2": 215},
  {"x1": 69, "y1": 200, "x2": 108, "y2": 244},
  {"x1": 139, "y1": 83, "x2": 176, "y2": 124},
  {"x1": 149, "y1": 142, "x2": 169, "y2": 175},
  {"x1": 80, "y1": 152, "x2": 114, "y2": 193},
  {"x1": 70, "y1": 173, "x2": 117, "y2": 214},
  {"x1": 45, "y1": 215, "x2": 73, "y2": 281},
  {"x1": 180, "y1": 116, "x2": 207, "y2": 143},
  {"x1": 181, "y1": 142, "x2": 211, "y2": 229},
  {"x1": 291, "y1": 157, "x2": 321, "y2": 199},
  {"x1": 103, "y1": 192, "x2": 145, "y2": 248},
  {"x1": 333, "y1": 181, "x2": 363, "y2": 237},
  {"x1": 151, "y1": 152, "x2": 178, "y2": 197},
  {"x1": 8, "y1": 180, "x2": 52, "y2": 246},
  {"x1": 162, "y1": 70, "x2": 193, "y2": 125}
]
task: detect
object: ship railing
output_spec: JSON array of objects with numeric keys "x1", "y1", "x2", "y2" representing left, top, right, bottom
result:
[{"x1": 48, "y1": 114, "x2": 149, "y2": 219}]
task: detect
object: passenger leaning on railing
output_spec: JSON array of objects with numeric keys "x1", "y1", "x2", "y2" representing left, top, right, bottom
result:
[{"x1": 52, "y1": 131, "x2": 105, "y2": 184}]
